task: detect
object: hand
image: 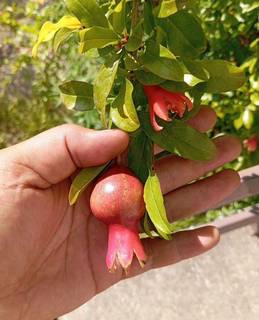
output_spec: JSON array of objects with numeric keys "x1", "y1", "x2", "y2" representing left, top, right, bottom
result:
[{"x1": 0, "y1": 107, "x2": 241, "y2": 320}]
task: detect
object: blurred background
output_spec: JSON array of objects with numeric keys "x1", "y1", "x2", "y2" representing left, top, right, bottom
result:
[{"x1": 1, "y1": 1, "x2": 259, "y2": 319}]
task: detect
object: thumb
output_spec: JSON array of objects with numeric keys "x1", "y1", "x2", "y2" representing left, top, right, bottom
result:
[{"x1": 2, "y1": 124, "x2": 129, "y2": 186}]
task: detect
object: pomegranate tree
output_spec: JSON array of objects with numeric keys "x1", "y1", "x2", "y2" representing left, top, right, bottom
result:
[{"x1": 33, "y1": 0, "x2": 245, "y2": 271}]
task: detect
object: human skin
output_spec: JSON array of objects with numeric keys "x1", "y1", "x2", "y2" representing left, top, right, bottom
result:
[{"x1": 0, "y1": 107, "x2": 241, "y2": 320}]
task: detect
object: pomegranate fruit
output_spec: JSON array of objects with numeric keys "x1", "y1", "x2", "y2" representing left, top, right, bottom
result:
[{"x1": 90, "y1": 165, "x2": 147, "y2": 272}]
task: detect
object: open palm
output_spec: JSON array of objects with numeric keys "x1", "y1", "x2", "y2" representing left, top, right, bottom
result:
[{"x1": 0, "y1": 107, "x2": 241, "y2": 320}]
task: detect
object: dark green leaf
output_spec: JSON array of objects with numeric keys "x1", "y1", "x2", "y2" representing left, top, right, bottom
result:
[
  {"x1": 69, "y1": 163, "x2": 108, "y2": 205},
  {"x1": 94, "y1": 61, "x2": 119, "y2": 126},
  {"x1": 140, "y1": 40, "x2": 184, "y2": 81},
  {"x1": 125, "y1": 20, "x2": 144, "y2": 52},
  {"x1": 140, "y1": 111, "x2": 217, "y2": 161},
  {"x1": 144, "y1": 0, "x2": 156, "y2": 35},
  {"x1": 128, "y1": 130, "x2": 153, "y2": 182},
  {"x1": 79, "y1": 27, "x2": 119, "y2": 53},
  {"x1": 65, "y1": 0, "x2": 109, "y2": 28},
  {"x1": 160, "y1": 80, "x2": 191, "y2": 92},
  {"x1": 59, "y1": 81, "x2": 94, "y2": 111},
  {"x1": 165, "y1": 10, "x2": 207, "y2": 58},
  {"x1": 135, "y1": 69, "x2": 165, "y2": 85},
  {"x1": 144, "y1": 172, "x2": 172, "y2": 237}
]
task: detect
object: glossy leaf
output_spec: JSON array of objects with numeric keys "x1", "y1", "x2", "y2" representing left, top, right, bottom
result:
[
  {"x1": 59, "y1": 81, "x2": 94, "y2": 111},
  {"x1": 200, "y1": 60, "x2": 246, "y2": 93},
  {"x1": 183, "y1": 59, "x2": 209, "y2": 80},
  {"x1": 79, "y1": 27, "x2": 119, "y2": 53},
  {"x1": 128, "y1": 130, "x2": 153, "y2": 182},
  {"x1": 111, "y1": 0, "x2": 126, "y2": 34},
  {"x1": 65, "y1": 0, "x2": 109, "y2": 28},
  {"x1": 94, "y1": 61, "x2": 119, "y2": 126},
  {"x1": 155, "y1": 0, "x2": 178, "y2": 18},
  {"x1": 140, "y1": 112, "x2": 217, "y2": 161},
  {"x1": 166, "y1": 11, "x2": 207, "y2": 58},
  {"x1": 69, "y1": 163, "x2": 108, "y2": 205},
  {"x1": 110, "y1": 79, "x2": 140, "y2": 132},
  {"x1": 125, "y1": 20, "x2": 143, "y2": 52},
  {"x1": 32, "y1": 15, "x2": 81, "y2": 57},
  {"x1": 144, "y1": 172, "x2": 172, "y2": 237},
  {"x1": 140, "y1": 41, "x2": 184, "y2": 81}
]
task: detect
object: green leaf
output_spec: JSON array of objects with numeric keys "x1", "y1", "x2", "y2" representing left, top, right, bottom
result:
[
  {"x1": 135, "y1": 69, "x2": 165, "y2": 85},
  {"x1": 125, "y1": 20, "x2": 143, "y2": 52},
  {"x1": 160, "y1": 80, "x2": 191, "y2": 92},
  {"x1": 79, "y1": 27, "x2": 119, "y2": 53},
  {"x1": 65, "y1": 0, "x2": 109, "y2": 28},
  {"x1": 98, "y1": 46, "x2": 119, "y2": 66},
  {"x1": 183, "y1": 59, "x2": 209, "y2": 80},
  {"x1": 140, "y1": 40, "x2": 184, "y2": 81},
  {"x1": 59, "y1": 81, "x2": 94, "y2": 111},
  {"x1": 94, "y1": 61, "x2": 119, "y2": 126},
  {"x1": 53, "y1": 27, "x2": 75, "y2": 53},
  {"x1": 143, "y1": 213, "x2": 154, "y2": 239},
  {"x1": 199, "y1": 60, "x2": 246, "y2": 93},
  {"x1": 124, "y1": 54, "x2": 140, "y2": 71},
  {"x1": 144, "y1": 0, "x2": 156, "y2": 35},
  {"x1": 69, "y1": 163, "x2": 108, "y2": 205},
  {"x1": 111, "y1": 0, "x2": 126, "y2": 34},
  {"x1": 110, "y1": 79, "x2": 140, "y2": 132},
  {"x1": 140, "y1": 112, "x2": 217, "y2": 161},
  {"x1": 155, "y1": 0, "x2": 178, "y2": 18},
  {"x1": 144, "y1": 172, "x2": 172, "y2": 237},
  {"x1": 159, "y1": 45, "x2": 176, "y2": 59},
  {"x1": 32, "y1": 15, "x2": 81, "y2": 57},
  {"x1": 128, "y1": 130, "x2": 153, "y2": 183},
  {"x1": 165, "y1": 10, "x2": 207, "y2": 58}
]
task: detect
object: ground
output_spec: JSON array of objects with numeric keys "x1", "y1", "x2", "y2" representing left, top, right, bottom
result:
[{"x1": 60, "y1": 224, "x2": 259, "y2": 320}]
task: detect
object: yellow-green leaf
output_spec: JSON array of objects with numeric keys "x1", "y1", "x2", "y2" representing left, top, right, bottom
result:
[
  {"x1": 66, "y1": 0, "x2": 109, "y2": 28},
  {"x1": 59, "y1": 80, "x2": 94, "y2": 111},
  {"x1": 144, "y1": 172, "x2": 172, "y2": 238},
  {"x1": 111, "y1": 0, "x2": 126, "y2": 34},
  {"x1": 110, "y1": 79, "x2": 140, "y2": 132},
  {"x1": 94, "y1": 61, "x2": 119, "y2": 126},
  {"x1": 79, "y1": 27, "x2": 119, "y2": 53},
  {"x1": 69, "y1": 163, "x2": 108, "y2": 205},
  {"x1": 32, "y1": 15, "x2": 81, "y2": 57},
  {"x1": 155, "y1": 0, "x2": 178, "y2": 18}
]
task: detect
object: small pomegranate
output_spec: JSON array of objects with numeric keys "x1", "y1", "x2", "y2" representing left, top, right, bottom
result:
[{"x1": 90, "y1": 165, "x2": 147, "y2": 272}]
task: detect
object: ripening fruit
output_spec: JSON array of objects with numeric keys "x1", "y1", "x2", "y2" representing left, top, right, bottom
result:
[{"x1": 90, "y1": 165, "x2": 147, "y2": 272}]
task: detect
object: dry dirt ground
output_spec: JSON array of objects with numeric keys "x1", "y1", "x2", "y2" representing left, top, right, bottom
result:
[{"x1": 61, "y1": 224, "x2": 259, "y2": 320}]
